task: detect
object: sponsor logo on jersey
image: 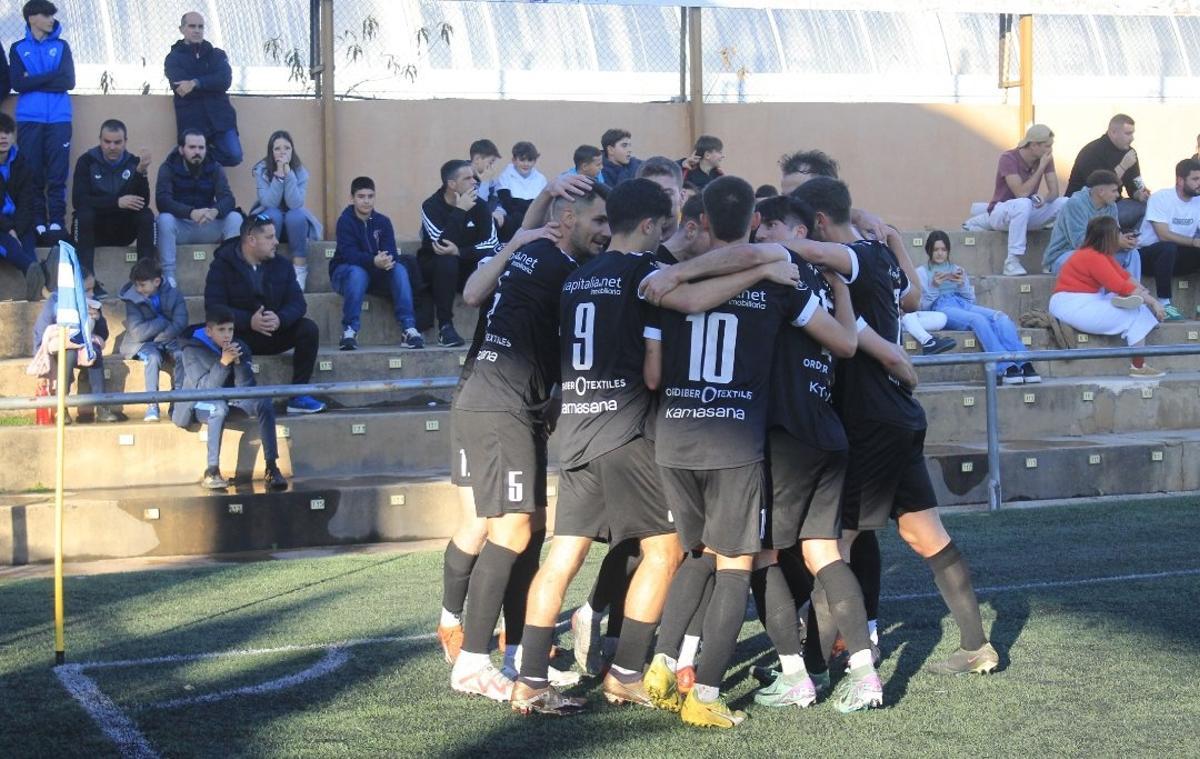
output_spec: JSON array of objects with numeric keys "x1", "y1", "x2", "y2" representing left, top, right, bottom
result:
[
  {"x1": 561, "y1": 376, "x2": 627, "y2": 396},
  {"x1": 726, "y1": 288, "x2": 768, "y2": 310},
  {"x1": 563, "y1": 275, "x2": 623, "y2": 295}
]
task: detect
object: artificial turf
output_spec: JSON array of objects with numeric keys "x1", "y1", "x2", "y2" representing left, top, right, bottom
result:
[{"x1": 2, "y1": 497, "x2": 1198, "y2": 758}]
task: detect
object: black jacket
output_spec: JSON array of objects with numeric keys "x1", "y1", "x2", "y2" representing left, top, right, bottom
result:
[
  {"x1": 418, "y1": 188, "x2": 500, "y2": 260},
  {"x1": 0, "y1": 146, "x2": 35, "y2": 237},
  {"x1": 72, "y1": 147, "x2": 150, "y2": 213},
  {"x1": 1065, "y1": 133, "x2": 1143, "y2": 198},
  {"x1": 204, "y1": 237, "x2": 308, "y2": 336},
  {"x1": 156, "y1": 151, "x2": 236, "y2": 219},
  {"x1": 164, "y1": 39, "x2": 238, "y2": 135}
]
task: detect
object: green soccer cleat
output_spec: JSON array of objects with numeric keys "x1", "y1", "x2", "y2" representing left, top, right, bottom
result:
[
  {"x1": 680, "y1": 690, "x2": 747, "y2": 729},
  {"x1": 832, "y1": 666, "x2": 883, "y2": 714},
  {"x1": 925, "y1": 642, "x2": 1001, "y2": 676},
  {"x1": 753, "y1": 670, "x2": 817, "y2": 708},
  {"x1": 644, "y1": 653, "x2": 682, "y2": 712}
]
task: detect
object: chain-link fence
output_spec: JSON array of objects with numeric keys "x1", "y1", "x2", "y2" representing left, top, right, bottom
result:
[{"x1": 2, "y1": 3, "x2": 1200, "y2": 102}]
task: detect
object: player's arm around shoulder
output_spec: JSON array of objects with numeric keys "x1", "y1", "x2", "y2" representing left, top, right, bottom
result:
[
  {"x1": 858, "y1": 324, "x2": 918, "y2": 390},
  {"x1": 800, "y1": 272, "x2": 858, "y2": 359}
]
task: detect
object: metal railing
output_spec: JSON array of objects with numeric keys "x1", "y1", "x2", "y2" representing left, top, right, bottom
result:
[{"x1": 2, "y1": 343, "x2": 1199, "y2": 511}]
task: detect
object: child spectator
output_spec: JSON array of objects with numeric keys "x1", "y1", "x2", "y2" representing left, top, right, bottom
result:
[
  {"x1": 495, "y1": 141, "x2": 547, "y2": 241},
  {"x1": 469, "y1": 138, "x2": 502, "y2": 225},
  {"x1": 0, "y1": 113, "x2": 45, "y2": 300},
  {"x1": 680, "y1": 181, "x2": 699, "y2": 204},
  {"x1": 565, "y1": 145, "x2": 604, "y2": 183},
  {"x1": 332, "y1": 176, "x2": 423, "y2": 351},
  {"x1": 9, "y1": 0, "x2": 74, "y2": 245},
  {"x1": 250, "y1": 130, "x2": 322, "y2": 291},
  {"x1": 31, "y1": 265, "x2": 117, "y2": 423},
  {"x1": 679, "y1": 134, "x2": 725, "y2": 191},
  {"x1": 172, "y1": 304, "x2": 287, "y2": 491},
  {"x1": 1049, "y1": 216, "x2": 1166, "y2": 378},
  {"x1": 754, "y1": 184, "x2": 778, "y2": 199},
  {"x1": 600, "y1": 128, "x2": 642, "y2": 186},
  {"x1": 119, "y1": 258, "x2": 187, "y2": 422},
  {"x1": 918, "y1": 230, "x2": 1038, "y2": 384}
]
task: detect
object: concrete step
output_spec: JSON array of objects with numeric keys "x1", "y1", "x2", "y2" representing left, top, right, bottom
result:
[
  {"x1": 0, "y1": 292, "x2": 481, "y2": 360},
  {"x1": 900, "y1": 228, "x2": 1051, "y2": 277},
  {"x1": 0, "y1": 406, "x2": 457, "y2": 493}
]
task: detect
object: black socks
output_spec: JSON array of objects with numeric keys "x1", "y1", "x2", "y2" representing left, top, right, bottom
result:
[
  {"x1": 816, "y1": 561, "x2": 872, "y2": 656},
  {"x1": 516, "y1": 624, "x2": 555, "y2": 686},
  {"x1": 927, "y1": 541, "x2": 987, "y2": 651},
  {"x1": 442, "y1": 541, "x2": 478, "y2": 617},
  {"x1": 694, "y1": 568, "x2": 751, "y2": 689},
  {"x1": 753, "y1": 565, "x2": 802, "y2": 657},
  {"x1": 461, "y1": 541, "x2": 520, "y2": 654},
  {"x1": 501, "y1": 530, "x2": 545, "y2": 647},
  {"x1": 850, "y1": 531, "x2": 881, "y2": 621},
  {"x1": 655, "y1": 552, "x2": 716, "y2": 658}
]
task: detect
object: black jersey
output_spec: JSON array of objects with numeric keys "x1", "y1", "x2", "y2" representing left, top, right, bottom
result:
[
  {"x1": 768, "y1": 254, "x2": 849, "y2": 451},
  {"x1": 655, "y1": 275, "x2": 815, "y2": 470},
  {"x1": 454, "y1": 256, "x2": 496, "y2": 394},
  {"x1": 556, "y1": 250, "x2": 660, "y2": 467},
  {"x1": 655, "y1": 243, "x2": 679, "y2": 266},
  {"x1": 834, "y1": 239, "x2": 926, "y2": 430},
  {"x1": 457, "y1": 239, "x2": 580, "y2": 412}
]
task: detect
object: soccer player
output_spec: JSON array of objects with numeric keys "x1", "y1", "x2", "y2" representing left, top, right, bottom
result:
[
  {"x1": 794, "y1": 176, "x2": 999, "y2": 677},
  {"x1": 448, "y1": 184, "x2": 611, "y2": 701},
  {"x1": 643, "y1": 176, "x2": 820, "y2": 729},
  {"x1": 750, "y1": 194, "x2": 884, "y2": 713}
]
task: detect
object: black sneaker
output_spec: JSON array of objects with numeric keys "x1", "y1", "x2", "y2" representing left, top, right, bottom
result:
[
  {"x1": 922, "y1": 336, "x2": 957, "y2": 355},
  {"x1": 1001, "y1": 365, "x2": 1024, "y2": 385},
  {"x1": 96, "y1": 407, "x2": 121, "y2": 423},
  {"x1": 1021, "y1": 363, "x2": 1041, "y2": 384},
  {"x1": 264, "y1": 465, "x2": 288, "y2": 491},
  {"x1": 339, "y1": 327, "x2": 358, "y2": 351},
  {"x1": 439, "y1": 323, "x2": 465, "y2": 347}
]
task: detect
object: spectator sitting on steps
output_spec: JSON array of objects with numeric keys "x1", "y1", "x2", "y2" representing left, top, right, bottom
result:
[
  {"x1": 1042, "y1": 169, "x2": 1141, "y2": 283},
  {"x1": 1064, "y1": 113, "x2": 1150, "y2": 231},
  {"x1": 495, "y1": 141, "x2": 547, "y2": 242},
  {"x1": 250, "y1": 130, "x2": 323, "y2": 291},
  {"x1": 119, "y1": 258, "x2": 186, "y2": 423},
  {"x1": 0, "y1": 113, "x2": 45, "y2": 300},
  {"x1": 600, "y1": 128, "x2": 642, "y2": 187},
  {"x1": 165, "y1": 11, "x2": 242, "y2": 167},
  {"x1": 966, "y1": 123, "x2": 1068, "y2": 277},
  {"x1": 1136, "y1": 158, "x2": 1200, "y2": 321},
  {"x1": 204, "y1": 213, "x2": 325, "y2": 415}
]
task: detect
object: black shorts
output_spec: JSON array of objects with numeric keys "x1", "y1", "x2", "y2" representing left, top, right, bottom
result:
[
  {"x1": 554, "y1": 437, "x2": 673, "y2": 545},
  {"x1": 458, "y1": 409, "x2": 548, "y2": 517},
  {"x1": 765, "y1": 429, "x2": 847, "y2": 547},
  {"x1": 842, "y1": 421, "x2": 937, "y2": 531},
  {"x1": 659, "y1": 462, "x2": 766, "y2": 557},
  {"x1": 449, "y1": 402, "x2": 472, "y2": 487}
]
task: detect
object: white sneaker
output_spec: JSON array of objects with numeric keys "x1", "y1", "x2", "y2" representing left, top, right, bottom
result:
[
  {"x1": 451, "y1": 658, "x2": 515, "y2": 702},
  {"x1": 1111, "y1": 294, "x2": 1144, "y2": 310},
  {"x1": 1002, "y1": 256, "x2": 1027, "y2": 276}
]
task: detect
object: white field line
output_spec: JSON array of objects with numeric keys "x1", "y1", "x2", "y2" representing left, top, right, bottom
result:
[{"x1": 54, "y1": 665, "x2": 161, "y2": 759}]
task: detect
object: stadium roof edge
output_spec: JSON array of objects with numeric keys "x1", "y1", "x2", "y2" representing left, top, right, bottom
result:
[{"x1": 476, "y1": 0, "x2": 1200, "y2": 16}]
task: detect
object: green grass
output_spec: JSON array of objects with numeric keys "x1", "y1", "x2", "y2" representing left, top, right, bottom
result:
[{"x1": 2, "y1": 498, "x2": 1199, "y2": 758}]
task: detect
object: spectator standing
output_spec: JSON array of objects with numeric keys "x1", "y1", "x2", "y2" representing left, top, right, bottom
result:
[
  {"x1": 1137, "y1": 158, "x2": 1200, "y2": 320},
  {"x1": 71, "y1": 119, "x2": 154, "y2": 296},
  {"x1": 1042, "y1": 169, "x2": 1140, "y2": 279},
  {"x1": 600, "y1": 128, "x2": 642, "y2": 186},
  {"x1": 679, "y1": 135, "x2": 725, "y2": 191},
  {"x1": 204, "y1": 214, "x2": 325, "y2": 415},
  {"x1": 496, "y1": 141, "x2": 548, "y2": 241},
  {"x1": 32, "y1": 267, "x2": 117, "y2": 422},
  {"x1": 1065, "y1": 114, "x2": 1150, "y2": 229},
  {"x1": 1050, "y1": 216, "x2": 1165, "y2": 378},
  {"x1": 969, "y1": 124, "x2": 1067, "y2": 276},
  {"x1": 0, "y1": 113, "x2": 44, "y2": 300},
  {"x1": 165, "y1": 12, "x2": 242, "y2": 167},
  {"x1": 156, "y1": 130, "x2": 242, "y2": 286},
  {"x1": 172, "y1": 304, "x2": 286, "y2": 491},
  {"x1": 418, "y1": 159, "x2": 500, "y2": 347},
  {"x1": 250, "y1": 130, "x2": 322, "y2": 291},
  {"x1": 332, "y1": 176, "x2": 423, "y2": 351},
  {"x1": 118, "y1": 258, "x2": 186, "y2": 422},
  {"x1": 917, "y1": 230, "x2": 1039, "y2": 384},
  {"x1": 9, "y1": 1, "x2": 74, "y2": 244}
]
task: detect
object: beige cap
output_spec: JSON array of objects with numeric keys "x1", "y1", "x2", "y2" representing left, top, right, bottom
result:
[{"x1": 1020, "y1": 123, "x2": 1054, "y2": 146}]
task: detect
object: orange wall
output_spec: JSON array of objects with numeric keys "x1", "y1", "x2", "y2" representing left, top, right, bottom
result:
[{"x1": 16, "y1": 95, "x2": 1200, "y2": 238}]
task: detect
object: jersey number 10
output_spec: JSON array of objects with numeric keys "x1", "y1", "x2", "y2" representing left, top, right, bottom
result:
[{"x1": 686, "y1": 312, "x2": 737, "y2": 384}]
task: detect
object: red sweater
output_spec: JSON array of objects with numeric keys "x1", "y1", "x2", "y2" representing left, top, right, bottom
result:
[{"x1": 1054, "y1": 247, "x2": 1136, "y2": 296}]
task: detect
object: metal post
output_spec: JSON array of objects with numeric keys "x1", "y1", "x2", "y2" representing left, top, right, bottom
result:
[
  {"x1": 687, "y1": 7, "x2": 703, "y2": 145},
  {"x1": 320, "y1": 0, "x2": 337, "y2": 233},
  {"x1": 678, "y1": 7, "x2": 687, "y2": 102},
  {"x1": 1018, "y1": 14, "x2": 1034, "y2": 136},
  {"x1": 984, "y1": 360, "x2": 1002, "y2": 511}
]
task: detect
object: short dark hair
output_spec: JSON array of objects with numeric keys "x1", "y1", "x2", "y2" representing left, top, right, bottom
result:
[
  {"x1": 755, "y1": 184, "x2": 779, "y2": 199},
  {"x1": 469, "y1": 139, "x2": 500, "y2": 159},
  {"x1": 573, "y1": 144, "x2": 602, "y2": 169},
  {"x1": 681, "y1": 195, "x2": 705, "y2": 223},
  {"x1": 702, "y1": 176, "x2": 756, "y2": 242},
  {"x1": 22, "y1": 0, "x2": 56, "y2": 22},
  {"x1": 636, "y1": 155, "x2": 684, "y2": 187},
  {"x1": 550, "y1": 183, "x2": 610, "y2": 221},
  {"x1": 351, "y1": 176, "x2": 375, "y2": 195},
  {"x1": 1083, "y1": 215, "x2": 1121, "y2": 255},
  {"x1": 601, "y1": 128, "x2": 631, "y2": 151},
  {"x1": 440, "y1": 159, "x2": 471, "y2": 186},
  {"x1": 756, "y1": 195, "x2": 814, "y2": 231},
  {"x1": 99, "y1": 119, "x2": 127, "y2": 138},
  {"x1": 924, "y1": 229, "x2": 952, "y2": 259},
  {"x1": 241, "y1": 213, "x2": 276, "y2": 238},
  {"x1": 606, "y1": 178, "x2": 673, "y2": 236},
  {"x1": 790, "y1": 176, "x2": 852, "y2": 225},
  {"x1": 178, "y1": 129, "x2": 207, "y2": 147},
  {"x1": 1176, "y1": 158, "x2": 1200, "y2": 179},
  {"x1": 205, "y1": 304, "x2": 236, "y2": 326},
  {"x1": 1086, "y1": 169, "x2": 1120, "y2": 188},
  {"x1": 0, "y1": 113, "x2": 15, "y2": 135},
  {"x1": 512, "y1": 141, "x2": 539, "y2": 161},
  {"x1": 780, "y1": 149, "x2": 839, "y2": 179},
  {"x1": 129, "y1": 258, "x2": 162, "y2": 283},
  {"x1": 694, "y1": 135, "x2": 723, "y2": 155},
  {"x1": 1109, "y1": 113, "x2": 1135, "y2": 129}
]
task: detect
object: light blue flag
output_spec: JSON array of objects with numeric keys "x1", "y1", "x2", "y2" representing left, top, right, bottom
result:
[{"x1": 54, "y1": 241, "x2": 97, "y2": 363}]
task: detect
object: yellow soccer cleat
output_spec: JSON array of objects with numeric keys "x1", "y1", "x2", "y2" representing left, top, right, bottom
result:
[
  {"x1": 644, "y1": 653, "x2": 682, "y2": 712},
  {"x1": 680, "y1": 690, "x2": 747, "y2": 729}
]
